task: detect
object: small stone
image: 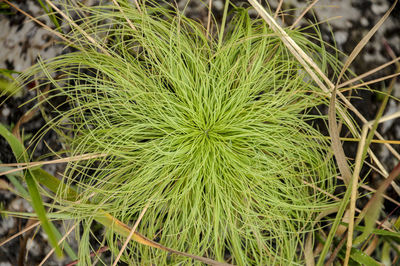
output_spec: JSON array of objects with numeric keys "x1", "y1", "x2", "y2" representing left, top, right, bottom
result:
[
  {"x1": 371, "y1": 1, "x2": 389, "y2": 15},
  {"x1": 247, "y1": 9, "x2": 258, "y2": 17},
  {"x1": 0, "y1": 217, "x2": 15, "y2": 236},
  {"x1": 395, "y1": 124, "x2": 400, "y2": 140},
  {"x1": 1, "y1": 107, "x2": 10, "y2": 117},
  {"x1": 10, "y1": 198, "x2": 33, "y2": 212},
  {"x1": 40, "y1": 231, "x2": 49, "y2": 241},
  {"x1": 381, "y1": 100, "x2": 398, "y2": 133},
  {"x1": 177, "y1": 0, "x2": 188, "y2": 10},
  {"x1": 334, "y1": 30, "x2": 348, "y2": 46},
  {"x1": 345, "y1": 21, "x2": 353, "y2": 28},
  {"x1": 394, "y1": 83, "x2": 400, "y2": 99},
  {"x1": 213, "y1": 0, "x2": 224, "y2": 11},
  {"x1": 360, "y1": 17, "x2": 369, "y2": 27},
  {"x1": 43, "y1": 164, "x2": 57, "y2": 176},
  {"x1": 26, "y1": 238, "x2": 41, "y2": 257}
]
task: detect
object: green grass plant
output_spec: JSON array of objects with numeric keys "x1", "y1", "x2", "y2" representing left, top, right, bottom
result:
[{"x1": 5, "y1": 0, "x2": 354, "y2": 264}]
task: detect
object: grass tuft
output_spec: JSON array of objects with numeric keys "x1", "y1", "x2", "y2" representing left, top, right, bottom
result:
[{"x1": 14, "y1": 1, "x2": 346, "y2": 264}]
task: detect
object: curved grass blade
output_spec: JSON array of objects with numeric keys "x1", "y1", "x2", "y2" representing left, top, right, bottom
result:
[
  {"x1": 335, "y1": 0, "x2": 398, "y2": 85},
  {"x1": 95, "y1": 212, "x2": 232, "y2": 266},
  {"x1": 353, "y1": 76, "x2": 397, "y2": 246},
  {"x1": 316, "y1": 89, "x2": 353, "y2": 266},
  {"x1": 0, "y1": 123, "x2": 63, "y2": 257},
  {"x1": 36, "y1": 0, "x2": 62, "y2": 33},
  {"x1": 0, "y1": 162, "x2": 29, "y2": 198},
  {"x1": 348, "y1": 248, "x2": 381, "y2": 266},
  {"x1": 352, "y1": 224, "x2": 400, "y2": 240},
  {"x1": 27, "y1": 160, "x2": 231, "y2": 265},
  {"x1": 23, "y1": 170, "x2": 63, "y2": 257},
  {"x1": 49, "y1": 222, "x2": 77, "y2": 261}
]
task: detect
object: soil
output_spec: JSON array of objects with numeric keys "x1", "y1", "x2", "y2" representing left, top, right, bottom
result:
[{"x1": 0, "y1": 1, "x2": 399, "y2": 265}]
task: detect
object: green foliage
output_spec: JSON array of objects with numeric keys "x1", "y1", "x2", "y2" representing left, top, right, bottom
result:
[
  {"x1": 36, "y1": 0, "x2": 62, "y2": 33},
  {"x1": 14, "y1": 1, "x2": 346, "y2": 264},
  {"x1": 0, "y1": 69, "x2": 20, "y2": 96},
  {"x1": 0, "y1": 2, "x2": 14, "y2": 14},
  {"x1": 0, "y1": 124, "x2": 63, "y2": 257}
]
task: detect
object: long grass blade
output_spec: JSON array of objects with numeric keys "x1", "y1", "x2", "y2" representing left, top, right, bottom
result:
[
  {"x1": 335, "y1": 0, "x2": 398, "y2": 85},
  {"x1": 343, "y1": 125, "x2": 366, "y2": 265},
  {"x1": 344, "y1": 72, "x2": 400, "y2": 90},
  {"x1": 290, "y1": 0, "x2": 319, "y2": 29},
  {"x1": 349, "y1": 247, "x2": 381, "y2": 266},
  {"x1": 248, "y1": 0, "x2": 400, "y2": 166},
  {"x1": 112, "y1": 202, "x2": 149, "y2": 266},
  {"x1": 3, "y1": 1, "x2": 71, "y2": 46},
  {"x1": 352, "y1": 62, "x2": 399, "y2": 247},
  {"x1": 316, "y1": 89, "x2": 353, "y2": 266},
  {"x1": 337, "y1": 56, "x2": 400, "y2": 89},
  {"x1": 0, "y1": 124, "x2": 63, "y2": 257},
  {"x1": 42, "y1": 0, "x2": 110, "y2": 55},
  {"x1": 96, "y1": 213, "x2": 232, "y2": 266},
  {"x1": 24, "y1": 171, "x2": 63, "y2": 257},
  {"x1": 0, "y1": 221, "x2": 40, "y2": 248},
  {"x1": 36, "y1": 0, "x2": 62, "y2": 33},
  {"x1": 0, "y1": 162, "x2": 29, "y2": 198},
  {"x1": 0, "y1": 153, "x2": 107, "y2": 177},
  {"x1": 38, "y1": 223, "x2": 78, "y2": 265},
  {"x1": 27, "y1": 161, "x2": 231, "y2": 265},
  {"x1": 274, "y1": 0, "x2": 284, "y2": 19},
  {"x1": 217, "y1": 0, "x2": 229, "y2": 48}
]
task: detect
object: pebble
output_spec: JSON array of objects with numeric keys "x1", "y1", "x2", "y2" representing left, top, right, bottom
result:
[
  {"x1": 381, "y1": 99, "x2": 398, "y2": 133},
  {"x1": 371, "y1": 1, "x2": 389, "y2": 15},
  {"x1": 26, "y1": 238, "x2": 42, "y2": 257},
  {"x1": 360, "y1": 17, "x2": 369, "y2": 27},
  {"x1": 247, "y1": 9, "x2": 258, "y2": 17},
  {"x1": 395, "y1": 124, "x2": 400, "y2": 140},
  {"x1": 213, "y1": 0, "x2": 224, "y2": 11},
  {"x1": 43, "y1": 164, "x2": 57, "y2": 176},
  {"x1": 0, "y1": 217, "x2": 14, "y2": 236},
  {"x1": 394, "y1": 83, "x2": 400, "y2": 99},
  {"x1": 1, "y1": 107, "x2": 10, "y2": 117},
  {"x1": 379, "y1": 144, "x2": 397, "y2": 170},
  {"x1": 10, "y1": 198, "x2": 34, "y2": 213},
  {"x1": 362, "y1": 45, "x2": 387, "y2": 63},
  {"x1": 334, "y1": 30, "x2": 349, "y2": 46},
  {"x1": 41, "y1": 230, "x2": 48, "y2": 241}
]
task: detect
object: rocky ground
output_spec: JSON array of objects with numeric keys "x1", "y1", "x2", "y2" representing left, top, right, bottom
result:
[{"x1": 0, "y1": 0, "x2": 399, "y2": 265}]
